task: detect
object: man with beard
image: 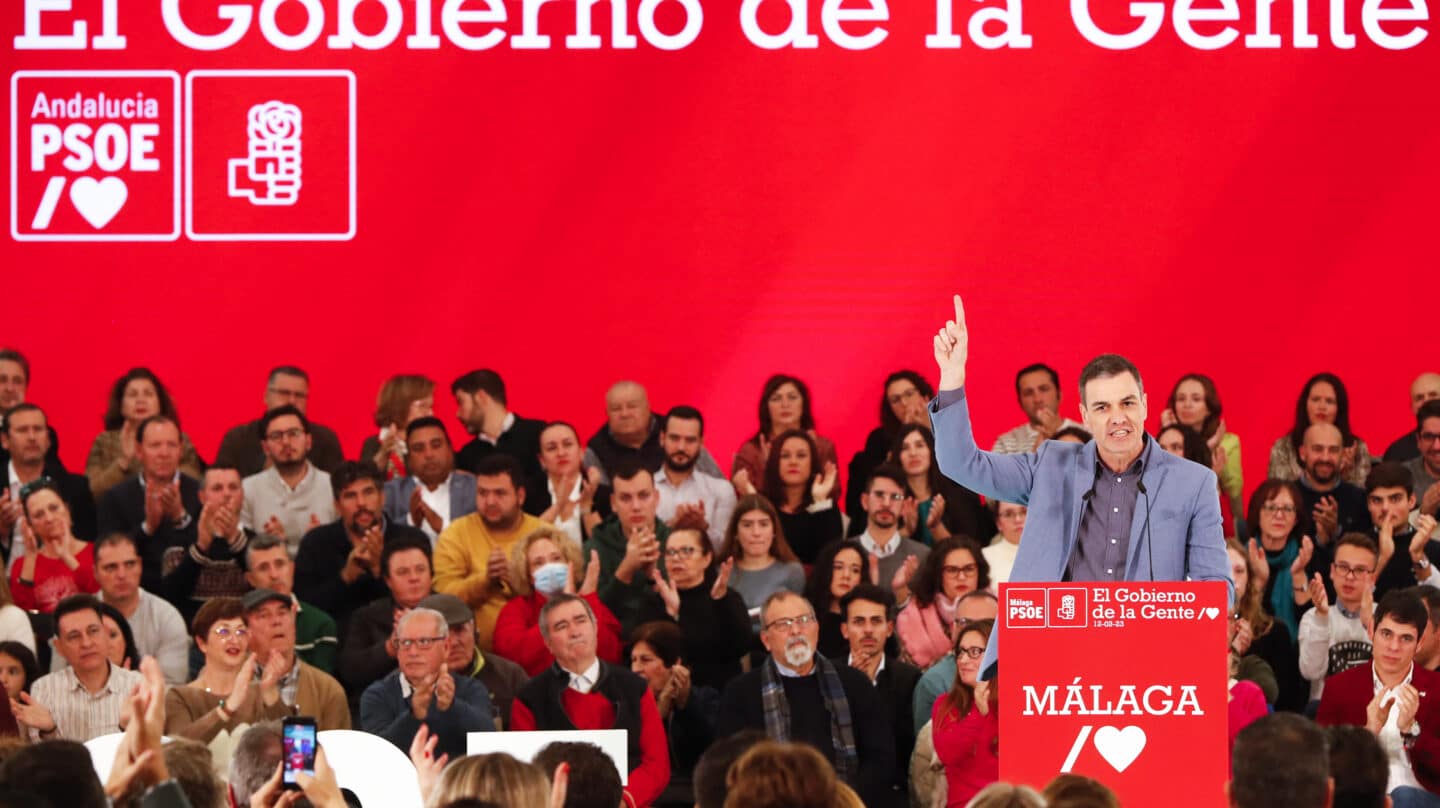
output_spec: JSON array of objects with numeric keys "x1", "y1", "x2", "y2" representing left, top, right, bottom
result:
[
  {"x1": 294, "y1": 461, "x2": 429, "y2": 632},
  {"x1": 433, "y1": 454, "x2": 545, "y2": 649},
  {"x1": 716, "y1": 590, "x2": 894, "y2": 807},
  {"x1": 1297, "y1": 423, "x2": 1372, "y2": 546},
  {"x1": 856, "y1": 466, "x2": 930, "y2": 603},
  {"x1": 991, "y1": 363, "x2": 1082, "y2": 455},
  {"x1": 582, "y1": 381, "x2": 724, "y2": 486},
  {"x1": 653, "y1": 406, "x2": 735, "y2": 550},
  {"x1": 241, "y1": 406, "x2": 336, "y2": 554},
  {"x1": 451, "y1": 370, "x2": 547, "y2": 510},
  {"x1": 382, "y1": 417, "x2": 477, "y2": 543}
]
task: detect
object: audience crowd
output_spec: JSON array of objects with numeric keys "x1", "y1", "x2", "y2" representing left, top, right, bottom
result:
[{"x1": 0, "y1": 348, "x2": 1437, "y2": 807}]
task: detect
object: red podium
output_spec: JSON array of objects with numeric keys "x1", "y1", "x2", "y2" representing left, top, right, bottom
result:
[{"x1": 998, "y1": 582, "x2": 1229, "y2": 807}]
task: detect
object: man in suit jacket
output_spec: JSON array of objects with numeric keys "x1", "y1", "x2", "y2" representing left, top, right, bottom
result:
[
  {"x1": 1318, "y1": 589, "x2": 1440, "y2": 800},
  {"x1": 383, "y1": 417, "x2": 477, "y2": 543},
  {"x1": 96, "y1": 416, "x2": 201, "y2": 594},
  {"x1": 930, "y1": 296, "x2": 1230, "y2": 679},
  {"x1": 1, "y1": 404, "x2": 95, "y2": 554},
  {"x1": 841, "y1": 584, "x2": 920, "y2": 808}
]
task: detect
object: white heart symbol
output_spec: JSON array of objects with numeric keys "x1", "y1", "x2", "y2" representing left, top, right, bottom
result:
[
  {"x1": 69, "y1": 176, "x2": 128, "y2": 229},
  {"x1": 1204, "y1": 607, "x2": 1220, "y2": 620},
  {"x1": 1093, "y1": 725, "x2": 1146, "y2": 773}
]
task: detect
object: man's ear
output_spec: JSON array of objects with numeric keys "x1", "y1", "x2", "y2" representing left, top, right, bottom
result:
[{"x1": 516, "y1": 484, "x2": 526, "y2": 508}]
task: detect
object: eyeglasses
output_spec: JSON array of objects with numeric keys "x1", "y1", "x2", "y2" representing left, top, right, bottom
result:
[
  {"x1": 664, "y1": 546, "x2": 699, "y2": 560},
  {"x1": 943, "y1": 564, "x2": 979, "y2": 579},
  {"x1": 397, "y1": 636, "x2": 447, "y2": 650},
  {"x1": 1261, "y1": 504, "x2": 1296, "y2": 515},
  {"x1": 957, "y1": 645, "x2": 986, "y2": 660},
  {"x1": 1333, "y1": 562, "x2": 1374, "y2": 579},
  {"x1": 212, "y1": 626, "x2": 249, "y2": 640},
  {"x1": 265, "y1": 428, "x2": 304, "y2": 442},
  {"x1": 887, "y1": 388, "x2": 921, "y2": 407},
  {"x1": 868, "y1": 492, "x2": 905, "y2": 503},
  {"x1": 17, "y1": 476, "x2": 55, "y2": 499},
  {"x1": 1420, "y1": 432, "x2": 1440, "y2": 445},
  {"x1": 764, "y1": 614, "x2": 816, "y2": 632},
  {"x1": 267, "y1": 387, "x2": 308, "y2": 401}
]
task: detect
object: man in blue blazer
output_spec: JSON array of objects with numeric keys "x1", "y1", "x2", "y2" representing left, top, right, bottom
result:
[
  {"x1": 383, "y1": 417, "x2": 477, "y2": 544},
  {"x1": 929, "y1": 295, "x2": 1231, "y2": 679}
]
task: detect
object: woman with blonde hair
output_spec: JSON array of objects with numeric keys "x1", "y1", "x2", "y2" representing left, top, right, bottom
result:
[
  {"x1": 360, "y1": 373, "x2": 436, "y2": 479},
  {"x1": 722, "y1": 740, "x2": 838, "y2": 808},
  {"x1": 429, "y1": 752, "x2": 551, "y2": 808}
]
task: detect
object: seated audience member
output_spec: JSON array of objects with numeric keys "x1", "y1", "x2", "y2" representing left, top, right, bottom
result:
[
  {"x1": 716, "y1": 590, "x2": 894, "y2": 806},
  {"x1": 228, "y1": 720, "x2": 285, "y2": 807},
  {"x1": 161, "y1": 465, "x2": 251, "y2": 620},
  {"x1": 383, "y1": 417, "x2": 477, "y2": 543},
  {"x1": 511, "y1": 593, "x2": 670, "y2": 808},
  {"x1": 15, "y1": 594, "x2": 143, "y2": 741},
  {"x1": 93, "y1": 533, "x2": 188, "y2": 684},
  {"x1": 241, "y1": 405, "x2": 337, "y2": 552},
  {"x1": 1227, "y1": 539, "x2": 1304, "y2": 711},
  {"x1": 1300, "y1": 533, "x2": 1381, "y2": 703},
  {"x1": 1053, "y1": 426, "x2": 1093, "y2": 443},
  {"x1": 0, "y1": 579, "x2": 31, "y2": 654},
  {"x1": 1, "y1": 404, "x2": 95, "y2": 549},
  {"x1": 654, "y1": 406, "x2": 737, "y2": 549},
  {"x1": 431, "y1": 752, "x2": 552, "y2": 808},
  {"x1": 10, "y1": 480, "x2": 99, "y2": 612},
  {"x1": 96, "y1": 415, "x2": 201, "y2": 593},
  {"x1": 245, "y1": 534, "x2": 338, "y2": 673},
  {"x1": 1408, "y1": 401, "x2": 1440, "y2": 517},
  {"x1": 361, "y1": 373, "x2": 436, "y2": 479},
  {"x1": 854, "y1": 465, "x2": 931, "y2": 602},
  {"x1": 361, "y1": 606, "x2": 494, "y2": 760},
  {"x1": 1413, "y1": 585, "x2": 1440, "y2": 673},
  {"x1": 1318, "y1": 589, "x2": 1440, "y2": 804},
  {"x1": 1387, "y1": 374, "x2": 1440, "y2": 463},
  {"x1": 1249, "y1": 478, "x2": 1329, "y2": 641},
  {"x1": 434, "y1": 454, "x2": 545, "y2": 648},
  {"x1": 214, "y1": 366, "x2": 345, "y2": 476},
  {"x1": 421, "y1": 592, "x2": 528, "y2": 729},
  {"x1": 717, "y1": 494, "x2": 805, "y2": 629},
  {"x1": 721, "y1": 740, "x2": 839, "y2": 808},
  {"x1": 984, "y1": 501, "x2": 1025, "y2": 586},
  {"x1": 846, "y1": 370, "x2": 934, "y2": 525},
  {"x1": 451, "y1": 370, "x2": 546, "y2": 504},
  {"x1": 806, "y1": 539, "x2": 872, "y2": 660},
  {"x1": 1296, "y1": 423, "x2": 1372, "y2": 546},
  {"x1": 164, "y1": 597, "x2": 290, "y2": 741},
  {"x1": 160, "y1": 737, "x2": 226, "y2": 808},
  {"x1": 634, "y1": 527, "x2": 751, "y2": 691},
  {"x1": 0, "y1": 739, "x2": 108, "y2": 808},
  {"x1": 294, "y1": 461, "x2": 429, "y2": 633},
  {"x1": 842, "y1": 584, "x2": 921, "y2": 805},
  {"x1": 531, "y1": 422, "x2": 601, "y2": 543},
  {"x1": 585, "y1": 381, "x2": 723, "y2": 486},
  {"x1": 242, "y1": 587, "x2": 350, "y2": 730},
  {"x1": 992, "y1": 363, "x2": 1082, "y2": 454},
  {"x1": 0, "y1": 349, "x2": 63, "y2": 470},
  {"x1": 968, "y1": 783, "x2": 1047, "y2": 808},
  {"x1": 912, "y1": 591, "x2": 998, "y2": 739},
  {"x1": 890, "y1": 425, "x2": 994, "y2": 546},
  {"x1": 932, "y1": 618, "x2": 999, "y2": 805},
  {"x1": 584, "y1": 460, "x2": 672, "y2": 631},
  {"x1": 742, "y1": 429, "x2": 841, "y2": 564},
  {"x1": 0, "y1": 642, "x2": 39, "y2": 701},
  {"x1": 1325, "y1": 725, "x2": 1391, "y2": 808},
  {"x1": 341, "y1": 535, "x2": 436, "y2": 696},
  {"x1": 534, "y1": 741, "x2": 624, "y2": 808},
  {"x1": 1164, "y1": 373, "x2": 1245, "y2": 524},
  {"x1": 629, "y1": 620, "x2": 718, "y2": 805},
  {"x1": 86, "y1": 368, "x2": 204, "y2": 500},
  {"x1": 731, "y1": 374, "x2": 840, "y2": 509},
  {"x1": 693, "y1": 729, "x2": 766, "y2": 808},
  {"x1": 1229, "y1": 651, "x2": 1269, "y2": 760},
  {"x1": 1043, "y1": 774, "x2": 1121, "y2": 808},
  {"x1": 1270, "y1": 372, "x2": 1373, "y2": 487},
  {"x1": 493, "y1": 526, "x2": 621, "y2": 676},
  {"x1": 1369, "y1": 463, "x2": 1440, "y2": 600},
  {"x1": 96, "y1": 601, "x2": 140, "y2": 671},
  {"x1": 898, "y1": 536, "x2": 988, "y2": 670}
]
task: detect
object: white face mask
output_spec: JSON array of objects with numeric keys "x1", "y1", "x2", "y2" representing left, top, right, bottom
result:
[{"x1": 533, "y1": 561, "x2": 570, "y2": 596}]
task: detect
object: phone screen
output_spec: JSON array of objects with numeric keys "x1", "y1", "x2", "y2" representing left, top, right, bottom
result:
[{"x1": 282, "y1": 720, "x2": 317, "y2": 786}]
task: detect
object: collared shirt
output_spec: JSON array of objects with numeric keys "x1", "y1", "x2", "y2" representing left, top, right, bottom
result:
[
  {"x1": 774, "y1": 658, "x2": 812, "y2": 678},
  {"x1": 654, "y1": 468, "x2": 737, "y2": 549},
  {"x1": 858, "y1": 529, "x2": 902, "y2": 559},
  {"x1": 546, "y1": 475, "x2": 584, "y2": 545},
  {"x1": 29, "y1": 663, "x2": 145, "y2": 742},
  {"x1": 1373, "y1": 663, "x2": 1422, "y2": 791},
  {"x1": 242, "y1": 462, "x2": 336, "y2": 554},
  {"x1": 846, "y1": 651, "x2": 887, "y2": 685},
  {"x1": 7, "y1": 460, "x2": 24, "y2": 551},
  {"x1": 415, "y1": 473, "x2": 454, "y2": 541},
  {"x1": 567, "y1": 659, "x2": 602, "y2": 694},
  {"x1": 477, "y1": 412, "x2": 518, "y2": 447},
  {"x1": 1069, "y1": 442, "x2": 1151, "y2": 582},
  {"x1": 992, "y1": 419, "x2": 1084, "y2": 455},
  {"x1": 256, "y1": 655, "x2": 302, "y2": 706}
]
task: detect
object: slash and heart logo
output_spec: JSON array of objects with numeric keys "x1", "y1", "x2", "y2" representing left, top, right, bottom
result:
[
  {"x1": 1093, "y1": 725, "x2": 1147, "y2": 772},
  {"x1": 69, "y1": 177, "x2": 129, "y2": 229}
]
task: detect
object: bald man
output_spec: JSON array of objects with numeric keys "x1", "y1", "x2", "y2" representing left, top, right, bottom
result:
[
  {"x1": 581, "y1": 381, "x2": 723, "y2": 485},
  {"x1": 1384, "y1": 373, "x2": 1440, "y2": 464},
  {"x1": 1298, "y1": 423, "x2": 1373, "y2": 545}
]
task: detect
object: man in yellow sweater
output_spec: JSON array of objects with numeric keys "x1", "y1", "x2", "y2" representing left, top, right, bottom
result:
[{"x1": 434, "y1": 454, "x2": 545, "y2": 649}]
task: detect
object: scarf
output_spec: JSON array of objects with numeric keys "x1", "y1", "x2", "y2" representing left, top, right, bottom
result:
[
  {"x1": 1265, "y1": 540, "x2": 1300, "y2": 641},
  {"x1": 935, "y1": 592, "x2": 959, "y2": 627},
  {"x1": 760, "y1": 653, "x2": 858, "y2": 784}
]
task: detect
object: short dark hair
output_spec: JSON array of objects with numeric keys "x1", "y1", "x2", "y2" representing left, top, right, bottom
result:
[
  {"x1": 693, "y1": 730, "x2": 766, "y2": 808},
  {"x1": 330, "y1": 461, "x2": 385, "y2": 501},
  {"x1": 0, "y1": 350, "x2": 30, "y2": 383},
  {"x1": 610, "y1": 457, "x2": 652, "y2": 486},
  {"x1": 405, "y1": 416, "x2": 448, "y2": 441},
  {"x1": 258, "y1": 404, "x2": 309, "y2": 437},
  {"x1": 0, "y1": 740, "x2": 106, "y2": 808},
  {"x1": 1077, "y1": 354, "x2": 1143, "y2": 405},
  {"x1": 451, "y1": 370, "x2": 507, "y2": 405},
  {"x1": 660, "y1": 405, "x2": 704, "y2": 436},
  {"x1": 1014, "y1": 363, "x2": 1060, "y2": 399},
  {"x1": 93, "y1": 532, "x2": 140, "y2": 559},
  {"x1": 1326, "y1": 725, "x2": 1387, "y2": 808},
  {"x1": 382, "y1": 536, "x2": 433, "y2": 579},
  {"x1": 839, "y1": 583, "x2": 894, "y2": 622},
  {"x1": 53, "y1": 594, "x2": 104, "y2": 631},
  {"x1": 267, "y1": 366, "x2": 309, "y2": 384},
  {"x1": 1374, "y1": 589, "x2": 1428, "y2": 641},
  {"x1": 1419, "y1": 400, "x2": 1440, "y2": 431},
  {"x1": 864, "y1": 463, "x2": 907, "y2": 494},
  {"x1": 136, "y1": 413, "x2": 179, "y2": 444},
  {"x1": 532, "y1": 742, "x2": 622, "y2": 808},
  {"x1": 1365, "y1": 462, "x2": 1414, "y2": 497},
  {"x1": 474, "y1": 453, "x2": 524, "y2": 490},
  {"x1": 1230, "y1": 713, "x2": 1329, "y2": 808},
  {"x1": 1, "y1": 403, "x2": 42, "y2": 435},
  {"x1": 629, "y1": 621, "x2": 683, "y2": 667},
  {"x1": 1334, "y1": 532, "x2": 1379, "y2": 560},
  {"x1": 190, "y1": 597, "x2": 246, "y2": 640},
  {"x1": 1053, "y1": 426, "x2": 1093, "y2": 443},
  {"x1": 1410, "y1": 585, "x2": 1440, "y2": 630}
]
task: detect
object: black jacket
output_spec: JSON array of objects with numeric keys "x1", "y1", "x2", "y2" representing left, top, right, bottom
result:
[
  {"x1": 875, "y1": 655, "x2": 922, "y2": 804},
  {"x1": 293, "y1": 518, "x2": 430, "y2": 632},
  {"x1": 1, "y1": 463, "x2": 95, "y2": 545},
  {"x1": 97, "y1": 474, "x2": 201, "y2": 594},
  {"x1": 455, "y1": 414, "x2": 547, "y2": 514}
]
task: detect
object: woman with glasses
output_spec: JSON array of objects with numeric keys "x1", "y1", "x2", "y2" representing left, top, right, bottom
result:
[
  {"x1": 636, "y1": 528, "x2": 752, "y2": 691},
  {"x1": 716, "y1": 495, "x2": 806, "y2": 631},
  {"x1": 1245, "y1": 479, "x2": 1325, "y2": 643},
  {"x1": 740, "y1": 429, "x2": 842, "y2": 564},
  {"x1": 845, "y1": 370, "x2": 935, "y2": 521},
  {"x1": 165, "y1": 597, "x2": 290, "y2": 741},
  {"x1": 85, "y1": 367, "x2": 204, "y2": 500},
  {"x1": 889, "y1": 425, "x2": 994, "y2": 546},
  {"x1": 932, "y1": 617, "x2": 998, "y2": 806},
  {"x1": 898, "y1": 537, "x2": 990, "y2": 670},
  {"x1": 1226, "y1": 539, "x2": 1304, "y2": 711},
  {"x1": 983, "y1": 502, "x2": 1026, "y2": 587},
  {"x1": 1268, "y1": 372, "x2": 1373, "y2": 486},
  {"x1": 731, "y1": 374, "x2": 842, "y2": 509},
  {"x1": 10, "y1": 480, "x2": 98, "y2": 612}
]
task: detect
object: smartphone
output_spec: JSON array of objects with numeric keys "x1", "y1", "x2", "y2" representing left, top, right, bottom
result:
[{"x1": 281, "y1": 716, "x2": 318, "y2": 789}]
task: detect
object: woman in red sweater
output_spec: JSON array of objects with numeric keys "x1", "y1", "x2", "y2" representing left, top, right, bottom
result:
[
  {"x1": 493, "y1": 525, "x2": 622, "y2": 675},
  {"x1": 10, "y1": 481, "x2": 98, "y2": 613},
  {"x1": 931, "y1": 618, "x2": 998, "y2": 806}
]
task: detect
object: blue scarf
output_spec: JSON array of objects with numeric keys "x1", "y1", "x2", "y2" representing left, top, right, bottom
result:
[{"x1": 1266, "y1": 540, "x2": 1300, "y2": 642}]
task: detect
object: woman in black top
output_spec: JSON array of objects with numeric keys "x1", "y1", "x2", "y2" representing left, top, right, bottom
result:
[
  {"x1": 635, "y1": 529, "x2": 752, "y2": 691},
  {"x1": 745, "y1": 429, "x2": 842, "y2": 564}
]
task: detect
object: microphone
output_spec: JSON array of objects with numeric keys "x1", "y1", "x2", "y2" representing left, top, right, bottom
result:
[
  {"x1": 1137, "y1": 473, "x2": 1155, "y2": 582},
  {"x1": 1081, "y1": 462, "x2": 1103, "y2": 502}
]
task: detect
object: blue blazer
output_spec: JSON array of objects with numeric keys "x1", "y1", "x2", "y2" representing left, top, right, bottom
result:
[
  {"x1": 383, "y1": 471, "x2": 478, "y2": 538},
  {"x1": 930, "y1": 389, "x2": 1232, "y2": 677}
]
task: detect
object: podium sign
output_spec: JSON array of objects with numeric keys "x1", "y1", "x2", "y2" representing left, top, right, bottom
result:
[{"x1": 998, "y1": 582, "x2": 1229, "y2": 807}]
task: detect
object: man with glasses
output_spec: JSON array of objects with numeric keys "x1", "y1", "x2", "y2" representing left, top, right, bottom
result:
[
  {"x1": 841, "y1": 584, "x2": 919, "y2": 807},
  {"x1": 1383, "y1": 373, "x2": 1440, "y2": 464},
  {"x1": 1299, "y1": 533, "x2": 1381, "y2": 705},
  {"x1": 1405, "y1": 401, "x2": 1440, "y2": 518},
  {"x1": 360, "y1": 606, "x2": 494, "y2": 759},
  {"x1": 240, "y1": 405, "x2": 336, "y2": 554},
  {"x1": 857, "y1": 466, "x2": 930, "y2": 605},
  {"x1": 215, "y1": 366, "x2": 346, "y2": 476},
  {"x1": 991, "y1": 363, "x2": 1082, "y2": 455},
  {"x1": 716, "y1": 590, "x2": 894, "y2": 807},
  {"x1": 16, "y1": 594, "x2": 144, "y2": 741},
  {"x1": 421, "y1": 592, "x2": 527, "y2": 729},
  {"x1": 1296, "y1": 423, "x2": 1372, "y2": 546}
]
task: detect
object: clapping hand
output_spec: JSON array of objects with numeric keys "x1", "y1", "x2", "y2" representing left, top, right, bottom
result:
[
  {"x1": 811, "y1": 463, "x2": 838, "y2": 503},
  {"x1": 1308, "y1": 572, "x2": 1330, "y2": 617},
  {"x1": 711, "y1": 558, "x2": 734, "y2": 600}
]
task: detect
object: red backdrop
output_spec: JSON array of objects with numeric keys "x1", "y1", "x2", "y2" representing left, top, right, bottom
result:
[{"x1": 3, "y1": 1, "x2": 1435, "y2": 498}]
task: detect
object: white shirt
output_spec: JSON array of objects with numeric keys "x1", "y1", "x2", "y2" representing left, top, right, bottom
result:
[
  {"x1": 415, "y1": 474, "x2": 454, "y2": 541},
  {"x1": 567, "y1": 658, "x2": 602, "y2": 694},
  {"x1": 846, "y1": 651, "x2": 887, "y2": 685},
  {"x1": 29, "y1": 663, "x2": 145, "y2": 742},
  {"x1": 859, "y1": 530, "x2": 902, "y2": 559},
  {"x1": 654, "y1": 468, "x2": 737, "y2": 550},
  {"x1": 1373, "y1": 663, "x2": 1423, "y2": 792},
  {"x1": 1298, "y1": 604, "x2": 1373, "y2": 700},
  {"x1": 546, "y1": 476, "x2": 584, "y2": 545},
  {"x1": 100, "y1": 589, "x2": 190, "y2": 685},
  {"x1": 983, "y1": 540, "x2": 1020, "y2": 587},
  {"x1": 6, "y1": 460, "x2": 23, "y2": 553},
  {"x1": 241, "y1": 463, "x2": 336, "y2": 554}
]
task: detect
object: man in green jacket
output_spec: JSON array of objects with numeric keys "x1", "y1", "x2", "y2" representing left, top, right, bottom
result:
[{"x1": 583, "y1": 459, "x2": 672, "y2": 633}]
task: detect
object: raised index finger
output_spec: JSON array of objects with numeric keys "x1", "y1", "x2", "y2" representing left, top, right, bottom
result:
[{"x1": 953, "y1": 294, "x2": 966, "y2": 328}]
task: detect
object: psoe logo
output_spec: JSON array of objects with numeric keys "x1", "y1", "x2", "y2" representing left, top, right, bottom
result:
[
  {"x1": 1005, "y1": 588, "x2": 1047, "y2": 629},
  {"x1": 1047, "y1": 588, "x2": 1089, "y2": 629}
]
